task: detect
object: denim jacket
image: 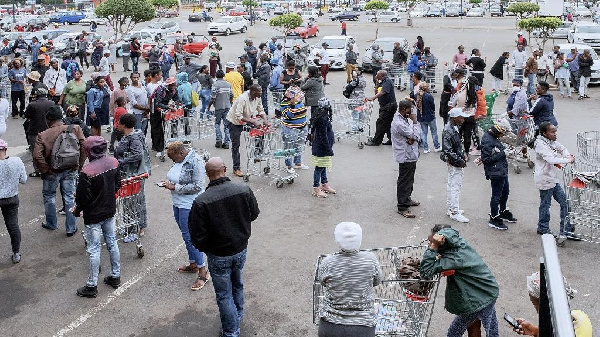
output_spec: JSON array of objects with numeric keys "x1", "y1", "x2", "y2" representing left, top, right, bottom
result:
[
  {"x1": 175, "y1": 150, "x2": 205, "y2": 195},
  {"x1": 87, "y1": 86, "x2": 109, "y2": 113}
]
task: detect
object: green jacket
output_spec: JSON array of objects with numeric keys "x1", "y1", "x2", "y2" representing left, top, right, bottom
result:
[{"x1": 420, "y1": 228, "x2": 499, "y2": 315}]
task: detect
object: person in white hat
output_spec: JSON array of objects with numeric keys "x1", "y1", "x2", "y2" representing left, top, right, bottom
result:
[
  {"x1": 316, "y1": 222, "x2": 382, "y2": 337},
  {"x1": 223, "y1": 61, "x2": 244, "y2": 101},
  {"x1": 441, "y1": 107, "x2": 470, "y2": 223},
  {"x1": 98, "y1": 50, "x2": 114, "y2": 91}
]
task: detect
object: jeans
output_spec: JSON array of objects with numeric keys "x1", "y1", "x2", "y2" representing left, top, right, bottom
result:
[
  {"x1": 489, "y1": 176, "x2": 509, "y2": 217},
  {"x1": 229, "y1": 124, "x2": 244, "y2": 170},
  {"x1": 447, "y1": 166, "x2": 463, "y2": 213},
  {"x1": 313, "y1": 167, "x2": 328, "y2": 187},
  {"x1": 78, "y1": 50, "x2": 89, "y2": 68},
  {"x1": 0, "y1": 195, "x2": 20, "y2": 253},
  {"x1": 133, "y1": 113, "x2": 148, "y2": 135},
  {"x1": 84, "y1": 217, "x2": 120, "y2": 287},
  {"x1": 557, "y1": 77, "x2": 571, "y2": 97},
  {"x1": 161, "y1": 65, "x2": 172, "y2": 80},
  {"x1": 131, "y1": 55, "x2": 140, "y2": 73},
  {"x1": 514, "y1": 68, "x2": 524, "y2": 81},
  {"x1": 282, "y1": 126, "x2": 307, "y2": 167},
  {"x1": 173, "y1": 206, "x2": 204, "y2": 266},
  {"x1": 408, "y1": 72, "x2": 415, "y2": 91},
  {"x1": 460, "y1": 116, "x2": 479, "y2": 153},
  {"x1": 446, "y1": 301, "x2": 499, "y2": 337},
  {"x1": 207, "y1": 249, "x2": 247, "y2": 337},
  {"x1": 526, "y1": 73, "x2": 536, "y2": 96},
  {"x1": 420, "y1": 120, "x2": 440, "y2": 151},
  {"x1": 42, "y1": 170, "x2": 77, "y2": 233},
  {"x1": 570, "y1": 70, "x2": 580, "y2": 92},
  {"x1": 122, "y1": 55, "x2": 131, "y2": 71},
  {"x1": 214, "y1": 109, "x2": 231, "y2": 144},
  {"x1": 200, "y1": 89, "x2": 212, "y2": 115},
  {"x1": 538, "y1": 183, "x2": 571, "y2": 236},
  {"x1": 261, "y1": 85, "x2": 269, "y2": 116},
  {"x1": 397, "y1": 161, "x2": 417, "y2": 211},
  {"x1": 579, "y1": 76, "x2": 590, "y2": 96}
]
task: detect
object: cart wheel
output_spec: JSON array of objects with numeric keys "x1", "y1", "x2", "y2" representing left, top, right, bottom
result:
[
  {"x1": 287, "y1": 178, "x2": 294, "y2": 184},
  {"x1": 527, "y1": 159, "x2": 535, "y2": 169},
  {"x1": 276, "y1": 180, "x2": 284, "y2": 188},
  {"x1": 137, "y1": 246, "x2": 144, "y2": 258},
  {"x1": 367, "y1": 137, "x2": 373, "y2": 142},
  {"x1": 358, "y1": 142, "x2": 364, "y2": 149},
  {"x1": 263, "y1": 167, "x2": 270, "y2": 174},
  {"x1": 513, "y1": 164, "x2": 522, "y2": 174},
  {"x1": 337, "y1": 136, "x2": 340, "y2": 142},
  {"x1": 243, "y1": 175, "x2": 250, "y2": 182}
]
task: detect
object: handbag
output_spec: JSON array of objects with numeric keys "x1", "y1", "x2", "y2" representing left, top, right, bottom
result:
[{"x1": 191, "y1": 84, "x2": 200, "y2": 107}]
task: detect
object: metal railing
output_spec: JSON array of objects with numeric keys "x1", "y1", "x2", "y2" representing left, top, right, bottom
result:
[{"x1": 539, "y1": 234, "x2": 575, "y2": 337}]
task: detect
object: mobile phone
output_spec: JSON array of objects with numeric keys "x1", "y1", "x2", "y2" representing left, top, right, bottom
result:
[
  {"x1": 504, "y1": 313, "x2": 521, "y2": 330},
  {"x1": 156, "y1": 182, "x2": 165, "y2": 187}
]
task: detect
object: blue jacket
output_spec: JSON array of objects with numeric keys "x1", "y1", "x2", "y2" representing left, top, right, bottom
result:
[
  {"x1": 176, "y1": 72, "x2": 192, "y2": 106},
  {"x1": 87, "y1": 86, "x2": 108, "y2": 113},
  {"x1": 529, "y1": 94, "x2": 557, "y2": 127},
  {"x1": 417, "y1": 92, "x2": 436, "y2": 123},
  {"x1": 407, "y1": 54, "x2": 425, "y2": 73},
  {"x1": 311, "y1": 111, "x2": 334, "y2": 157},
  {"x1": 480, "y1": 131, "x2": 508, "y2": 180}
]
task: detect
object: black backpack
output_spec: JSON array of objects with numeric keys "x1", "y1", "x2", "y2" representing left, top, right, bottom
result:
[{"x1": 342, "y1": 80, "x2": 357, "y2": 98}]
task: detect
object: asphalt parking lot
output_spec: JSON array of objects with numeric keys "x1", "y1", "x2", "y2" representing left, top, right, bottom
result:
[{"x1": 1, "y1": 11, "x2": 599, "y2": 337}]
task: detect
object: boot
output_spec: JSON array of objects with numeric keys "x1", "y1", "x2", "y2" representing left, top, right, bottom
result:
[
  {"x1": 312, "y1": 187, "x2": 327, "y2": 198},
  {"x1": 321, "y1": 183, "x2": 337, "y2": 194}
]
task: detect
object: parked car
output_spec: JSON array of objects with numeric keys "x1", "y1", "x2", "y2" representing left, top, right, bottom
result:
[
  {"x1": 207, "y1": 16, "x2": 248, "y2": 36},
  {"x1": 243, "y1": 10, "x2": 269, "y2": 21},
  {"x1": 25, "y1": 29, "x2": 69, "y2": 44},
  {"x1": 48, "y1": 11, "x2": 86, "y2": 25},
  {"x1": 409, "y1": 7, "x2": 428, "y2": 17},
  {"x1": 426, "y1": 7, "x2": 443, "y2": 17},
  {"x1": 554, "y1": 43, "x2": 600, "y2": 84},
  {"x1": 466, "y1": 7, "x2": 484, "y2": 17},
  {"x1": 141, "y1": 21, "x2": 181, "y2": 36},
  {"x1": 161, "y1": 9, "x2": 179, "y2": 18},
  {"x1": 188, "y1": 13, "x2": 213, "y2": 22},
  {"x1": 124, "y1": 31, "x2": 156, "y2": 44},
  {"x1": 79, "y1": 14, "x2": 109, "y2": 26},
  {"x1": 361, "y1": 37, "x2": 409, "y2": 72},
  {"x1": 53, "y1": 32, "x2": 97, "y2": 55},
  {"x1": 300, "y1": 9, "x2": 319, "y2": 21},
  {"x1": 568, "y1": 21, "x2": 600, "y2": 51},
  {"x1": 371, "y1": 11, "x2": 402, "y2": 22},
  {"x1": 291, "y1": 22, "x2": 319, "y2": 38},
  {"x1": 574, "y1": 6, "x2": 592, "y2": 17},
  {"x1": 490, "y1": 5, "x2": 503, "y2": 17},
  {"x1": 329, "y1": 11, "x2": 360, "y2": 21},
  {"x1": 533, "y1": 21, "x2": 570, "y2": 39},
  {"x1": 142, "y1": 33, "x2": 209, "y2": 59},
  {"x1": 446, "y1": 6, "x2": 461, "y2": 17},
  {"x1": 284, "y1": 36, "x2": 312, "y2": 56},
  {"x1": 308, "y1": 35, "x2": 358, "y2": 69}
]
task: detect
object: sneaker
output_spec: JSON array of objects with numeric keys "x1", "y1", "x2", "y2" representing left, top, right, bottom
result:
[
  {"x1": 77, "y1": 285, "x2": 98, "y2": 298},
  {"x1": 293, "y1": 163, "x2": 309, "y2": 170},
  {"x1": 365, "y1": 141, "x2": 380, "y2": 146},
  {"x1": 285, "y1": 167, "x2": 295, "y2": 174},
  {"x1": 434, "y1": 147, "x2": 442, "y2": 152},
  {"x1": 556, "y1": 235, "x2": 567, "y2": 247},
  {"x1": 449, "y1": 212, "x2": 469, "y2": 223},
  {"x1": 566, "y1": 233, "x2": 583, "y2": 241},
  {"x1": 58, "y1": 207, "x2": 66, "y2": 215},
  {"x1": 233, "y1": 169, "x2": 244, "y2": 177},
  {"x1": 66, "y1": 227, "x2": 78, "y2": 237},
  {"x1": 423, "y1": 149, "x2": 430, "y2": 154},
  {"x1": 537, "y1": 229, "x2": 554, "y2": 236},
  {"x1": 155, "y1": 152, "x2": 163, "y2": 158},
  {"x1": 11, "y1": 253, "x2": 21, "y2": 264},
  {"x1": 488, "y1": 216, "x2": 508, "y2": 230},
  {"x1": 103, "y1": 276, "x2": 121, "y2": 289},
  {"x1": 446, "y1": 209, "x2": 464, "y2": 216},
  {"x1": 382, "y1": 140, "x2": 392, "y2": 145},
  {"x1": 215, "y1": 141, "x2": 222, "y2": 148},
  {"x1": 499, "y1": 209, "x2": 517, "y2": 223},
  {"x1": 221, "y1": 143, "x2": 229, "y2": 149}
]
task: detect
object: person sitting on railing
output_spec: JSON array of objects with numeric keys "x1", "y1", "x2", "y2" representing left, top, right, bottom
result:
[{"x1": 420, "y1": 224, "x2": 501, "y2": 337}]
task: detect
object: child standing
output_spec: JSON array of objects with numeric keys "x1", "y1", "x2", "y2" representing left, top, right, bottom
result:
[
  {"x1": 109, "y1": 96, "x2": 127, "y2": 153},
  {"x1": 310, "y1": 97, "x2": 336, "y2": 198},
  {"x1": 442, "y1": 107, "x2": 470, "y2": 223}
]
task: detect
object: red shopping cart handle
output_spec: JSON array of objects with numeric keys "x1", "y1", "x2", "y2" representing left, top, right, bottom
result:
[{"x1": 441, "y1": 270, "x2": 455, "y2": 277}]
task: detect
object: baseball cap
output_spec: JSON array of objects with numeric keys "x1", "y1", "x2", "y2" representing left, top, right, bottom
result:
[
  {"x1": 225, "y1": 61, "x2": 236, "y2": 69},
  {"x1": 0, "y1": 139, "x2": 7, "y2": 150}
]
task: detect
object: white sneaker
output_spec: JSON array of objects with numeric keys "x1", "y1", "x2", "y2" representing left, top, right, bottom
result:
[
  {"x1": 294, "y1": 163, "x2": 310, "y2": 170},
  {"x1": 434, "y1": 147, "x2": 442, "y2": 152},
  {"x1": 285, "y1": 167, "x2": 296, "y2": 174},
  {"x1": 449, "y1": 212, "x2": 469, "y2": 223},
  {"x1": 424, "y1": 149, "x2": 431, "y2": 154},
  {"x1": 446, "y1": 209, "x2": 464, "y2": 216},
  {"x1": 156, "y1": 152, "x2": 163, "y2": 158}
]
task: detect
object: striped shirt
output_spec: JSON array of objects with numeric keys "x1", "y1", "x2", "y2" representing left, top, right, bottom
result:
[
  {"x1": 280, "y1": 101, "x2": 307, "y2": 128},
  {"x1": 318, "y1": 250, "x2": 383, "y2": 327}
]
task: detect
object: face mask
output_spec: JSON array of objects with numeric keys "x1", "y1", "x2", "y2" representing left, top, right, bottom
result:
[{"x1": 352, "y1": 71, "x2": 357, "y2": 77}]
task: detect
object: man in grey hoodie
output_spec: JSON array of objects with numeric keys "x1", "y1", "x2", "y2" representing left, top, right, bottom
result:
[{"x1": 208, "y1": 70, "x2": 233, "y2": 149}]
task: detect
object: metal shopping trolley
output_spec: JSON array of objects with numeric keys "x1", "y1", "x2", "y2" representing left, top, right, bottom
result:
[
  {"x1": 385, "y1": 64, "x2": 409, "y2": 90},
  {"x1": 562, "y1": 162, "x2": 600, "y2": 244},
  {"x1": 330, "y1": 99, "x2": 373, "y2": 149},
  {"x1": 163, "y1": 108, "x2": 212, "y2": 161},
  {"x1": 268, "y1": 88, "x2": 286, "y2": 117},
  {"x1": 500, "y1": 114, "x2": 536, "y2": 173},
  {"x1": 313, "y1": 245, "x2": 441, "y2": 336},
  {"x1": 114, "y1": 173, "x2": 149, "y2": 258},
  {"x1": 577, "y1": 131, "x2": 600, "y2": 163},
  {"x1": 423, "y1": 67, "x2": 439, "y2": 92}
]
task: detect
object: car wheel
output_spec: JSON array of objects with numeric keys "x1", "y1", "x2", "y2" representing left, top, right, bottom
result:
[
  {"x1": 225, "y1": 28, "x2": 231, "y2": 36},
  {"x1": 315, "y1": 30, "x2": 318, "y2": 37},
  {"x1": 241, "y1": 26, "x2": 247, "y2": 33},
  {"x1": 209, "y1": 32, "x2": 214, "y2": 36},
  {"x1": 331, "y1": 18, "x2": 336, "y2": 21},
  {"x1": 392, "y1": 18, "x2": 397, "y2": 22}
]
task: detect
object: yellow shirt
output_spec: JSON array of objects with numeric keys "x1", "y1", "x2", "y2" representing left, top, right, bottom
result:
[{"x1": 224, "y1": 71, "x2": 244, "y2": 101}]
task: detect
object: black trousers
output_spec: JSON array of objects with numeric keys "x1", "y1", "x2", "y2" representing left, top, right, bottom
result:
[
  {"x1": 460, "y1": 116, "x2": 479, "y2": 154},
  {"x1": 0, "y1": 196, "x2": 21, "y2": 254},
  {"x1": 150, "y1": 113, "x2": 164, "y2": 152},
  {"x1": 439, "y1": 92, "x2": 451, "y2": 125},
  {"x1": 78, "y1": 50, "x2": 89, "y2": 68},
  {"x1": 11, "y1": 90, "x2": 25, "y2": 117},
  {"x1": 397, "y1": 161, "x2": 417, "y2": 211},
  {"x1": 472, "y1": 73, "x2": 484, "y2": 86},
  {"x1": 372, "y1": 102, "x2": 397, "y2": 145},
  {"x1": 229, "y1": 124, "x2": 244, "y2": 171}
]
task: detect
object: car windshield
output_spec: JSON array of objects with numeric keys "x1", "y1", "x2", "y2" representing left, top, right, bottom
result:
[
  {"x1": 376, "y1": 41, "x2": 397, "y2": 52},
  {"x1": 216, "y1": 17, "x2": 232, "y2": 23},
  {"x1": 285, "y1": 39, "x2": 308, "y2": 48},
  {"x1": 320, "y1": 39, "x2": 346, "y2": 49},
  {"x1": 577, "y1": 26, "x2": 600, "y2": 33},
  {"x1": 147, "y1": 22, "x2": 164, "y2": 29}
]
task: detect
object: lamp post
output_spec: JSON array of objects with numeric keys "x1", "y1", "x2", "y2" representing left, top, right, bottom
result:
[
  {"x1": 12, "y1": 0, "x2": 16, "y2": 24},
  {"x1": 460, "y1": 0, "x2": 463, "y2": 19}
]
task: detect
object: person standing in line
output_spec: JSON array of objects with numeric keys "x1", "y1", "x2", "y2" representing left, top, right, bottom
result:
[
  {"x1": 188, "y1": 157, "x2": 260, "y2": 337},
  {"x1": 300, "y1": 65, "x2": 325, "y2": 115},
  {"x1": 86, "y1": 76, "x2": 111, "y2": 137},
  {"x1": 130, "y1": 37, "x2": 141, "y2": 73},
  {"x1": 465, "y1": 48, "x2": 486, "y2": 87},
  {"x1": 254, "y1": 54, "x2": 271, "y2": 116},
  {"x1": 0, "y1": 139, "x2": 27, "y2": 264},
  {"x1": 8, "y1": 59, "x2": 27, "y2": 118},
  {"x1": 442, "y1": 108, "x2": 470, "y2": 223},
  {"x1": 415, "y1": 82, "x2": 441, "y2": 153},
  {"x1": 108, "y1": 40, "x2": 118, "y2": 73},
  {"x1": 480, "y1": 123, "x2": 517, "y2": 231},
  {"x1": 224, "y1": 62, "x2": 244, "y2": 101},
  {"x1": 0, "y1": 96, "x2": 7, "y2": 137},
  {"x1": 524, "y1": 50, "x2": 539, "y2": 96},
  {"x1": 65, "y1": 36, "x2": 77, "y2": 60},
  {"x1": 489, "y1": 52, "x2": 509, "y2": 93},
  {"x1": 452, "y1": 45, "x2": 467, "y2": 68},
  {"x1": 510, "y1": 43, "x2": 527, "y2": 82},
  {"x1": 553, "y1": 52, "x2": 571, "y2": 98},
  {"x1": 316, "y1": 42, "x2": 330, "y2": 85},
  {"x1": 150, "y1": 77, "x2": 178, "y2": 160},
  {"x1": 33, "y1": 106, "x2": 86, "y2": 236},
  {"x1": 440, "y1": 70, "x2": 459, "y2": 125},
  {"x1": 198, "y1": 65, "x2": 213, "y2": 117},
  {"x1": 407, "y1": 49, "x2": 425, "y2": 92},
  {"x1": 530, "y1": 122, "x2": 581, "y2": 247},
  {"x1": 291, "y1": 43, "x2": 307, "y2": 74},
  {"x1": 31, "y1": 55, "x2": 48, "y2": 82},
  {"x1": 73, "y1": 136, "x2": 121, "y2": 298},
  {"x1": 370, "y1": 44, "x2": 384, "y2": 85},
  {"x1": 392, "y1": 100, "x2": 421, "y2": 218},
  {"x1": 77, "y1": 34, "x2": 90, "y2": 69},
  {"x1": 24, "y1": 87, "x2": 53, "y2": 178},
  {"x1": 577, "y1": 49, "x2": 593, "y2": 100},
  {"x1": 98, "y1": 50, "x2": 114, "y2": 91},
  {"x1": 121, "y1": 39, "x2": 131, "y2": 72},
  {"x1": 208, "y1": 70, "x2": 233, "y2": 149},
  {"x1": 365, "y1": 70, "x2": 396, "y2": 146},
  {"x1": 43, "y1": 58, "x2": 68, "y2": 104},
  {"x1": 310, "y1": 98, "x2": 335, "y2": 198},
  {"x1": 126, "y1": 72, "x2": 150, "y2": 134},
  {"x1": 420, "y1": 224, "x2": 501, "y2": 337},
  {"x1": 340, "y1": 20, "x2": 347, "y2": 35},
  {"x1": 566, "y1": 47, "x2": 580, "y2": 95},
  {"x1": 527, "y1": 81, "x2": 558, "y2": 128}
]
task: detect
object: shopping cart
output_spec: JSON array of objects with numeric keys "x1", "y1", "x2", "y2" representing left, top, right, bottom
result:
[
  {"x1": 313, "y1": 245, "x2": 441, "y2": 336},
  {"x1": 423, "y1": 67, "x2": 438, "y2": 92},
  {"x1": 242, "y1": 123, "x2": 304, "y2": 188},
  {"x1": 577, "y1": 131, "x2": 600, "y2": 163},
  {"x1": 268, "y1": 88, "x2": 286, "y2": 117},
  {"x1": 475, "y1": 91, "x2": 501, "y2": 133},
  {"x1": 562, "y1": 162, "x2": 600, "y2": 244},
  {"x1": 500, "y1": 115, "x2": 536, "y2": 174},
  {"x1": 385, "y1": 64, "x2": 409, "y2": 90},
  {"x1": 330, "y1": 99, "x2": 373, "y2": 149},
  {"x1": 162, "y1": 108, "x2": 213, "y2": 161},
  {"x1": 504, "y1": 65, "x2": 525, "y2": 95},
  {"x1": 110, "y1": 173, "x2": 149, "y2": 258}
]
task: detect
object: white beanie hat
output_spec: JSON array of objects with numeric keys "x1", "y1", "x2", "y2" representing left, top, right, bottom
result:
[{"x1": 334, "y1": 222, "x2": 362, "y2": 251}]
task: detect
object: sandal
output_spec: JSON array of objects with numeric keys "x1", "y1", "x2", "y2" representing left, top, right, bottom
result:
[
  {"x1": 191, "y1": 273, "x2": 210, "y2": 291},
  {"x1": 178, "y1": 264, "x2": 199, "y2": 273},
  {"x1": 29, "y1": 172, "x2": 41, "y2": 177},
  {"x1": 398, "y1": 210, "x2": 416, "y2": 218}
]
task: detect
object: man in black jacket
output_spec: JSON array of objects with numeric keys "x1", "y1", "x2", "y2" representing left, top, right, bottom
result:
[
  {"x1": 24, "y1": 87, "x2": 53, "y2": 177},
  {"x1": 189, "y1": 157, "x2": 260, "y2": 337},
  {"x1": 73, "y1": 136, "x2": 122, "y2": 298},
  {"x1": 442, "y1": 108, "x2": 470, "y2": 224}
]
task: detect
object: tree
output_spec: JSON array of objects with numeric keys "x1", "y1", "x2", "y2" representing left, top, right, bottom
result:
[
  {"x1": 364, "y1": 0, "x2": 389, "y2": 10},
  {"x1": 242, "y1": 0, "x2": 258, "y2": 7},
  {"x1": 151, "y1": 0, "x2": 179, "y2": 9},
  {"x1": 506, "y1": 2, "x2": 540, "y2": 19},
  {"x1": 469, "y1": 0, "x2": 482, "y2": 4},
  {"x1": 268, "y1": 13, "x2": 303, "y2": 57},
  {"x1": 96, "y1": 0, "x2": 156, "y2": 43},
  {"x1": 517, "y1": 17, "x2": 561, "y2": 51},
  {"x1": 398, "y1": 0, "x2": 419, "y2": 26}
]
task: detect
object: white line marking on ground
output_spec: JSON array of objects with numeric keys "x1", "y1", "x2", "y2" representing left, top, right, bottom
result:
[{"x1": 53, "y1": 243, "x2": 184, "y2": 337}]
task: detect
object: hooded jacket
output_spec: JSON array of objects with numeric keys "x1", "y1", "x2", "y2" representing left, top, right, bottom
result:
[
  {"x1": 420, "y1": 228, "x2": 499, "y2": 315},
  {"x1": 489, "y1": 56, "x2": 505, "y2": 79},
  {"x1": 441, "y1": 122, "x2": 466, "y2": 168},
  {"x1": 407, "y1": 54, "x2": 425, "y2": 73},
  {"x1": 176, "y1": 72, "x2": 192, "y2": 106},
  {"x1": 533, "y1": 136, "x2": 571, "y2": 190},
  {"x1": 480, "y1": 131, "x2": 508, "y2": 180},
  {"x1": 529, "y1": 94, "x2": 558, "y2": 127}
]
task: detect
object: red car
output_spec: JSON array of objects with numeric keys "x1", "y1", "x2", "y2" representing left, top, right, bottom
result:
[
  {"x1": 293, "y1": 23, "x2": 319, "y2": 38},
  {"x1": 142, "y1": 33, "x2": 209, "y2": 60},
  {"x1": 227, "y1": 10, "x2": 247, "y2": 16}
]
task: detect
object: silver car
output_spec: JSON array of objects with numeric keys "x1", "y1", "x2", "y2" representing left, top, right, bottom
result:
[{"x1": 361, "y1": 37, "x2": 409, "y2": 71}]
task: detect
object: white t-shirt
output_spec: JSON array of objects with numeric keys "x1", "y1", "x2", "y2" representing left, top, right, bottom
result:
[
  {"x1": 127, "y1": 85, "x2": 149, "y2": 115},
  {"x1": 320, "y1": 48, "x2": 330, "y2": 64},
  {"x1": 99, "y1": 57, "x2": 110, "y2": 77}
]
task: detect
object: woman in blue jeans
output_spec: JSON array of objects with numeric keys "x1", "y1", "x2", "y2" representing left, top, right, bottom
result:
[
  {"x1": 198, "y1": 65, "x2": 213, "y2": 117},
  {"x1": 161, "y1": 142, "x2": 210, "y2": 290},
  {"x1": 414, "y1": 82, "x2": 441, "y2": 153}
]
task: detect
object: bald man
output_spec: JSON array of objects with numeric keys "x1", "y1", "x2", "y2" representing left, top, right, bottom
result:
[
  {"x1": 365, "y1": 70, "x2": 397, "y2": 146},
  {"x1": 188, "y1": 157, "x2": 260, "y2": 337}
]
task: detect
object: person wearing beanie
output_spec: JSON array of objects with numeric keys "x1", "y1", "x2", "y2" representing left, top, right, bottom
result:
[
  {"x1": 24, "y1": 86, "x2": 54, "y2": 177},
  {"x1": 33, "y1": 105, "x2": 86, "y2": 236},
  {"x1": 316, "y1": 222, "x2": 382, "y2": 337},
  {"x1": 73, "y1": 136, "x2": 122, "y2": 298}
]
